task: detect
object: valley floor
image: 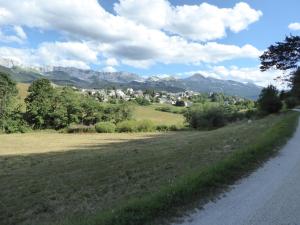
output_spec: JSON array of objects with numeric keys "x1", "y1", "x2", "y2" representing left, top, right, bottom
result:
[{"x1": 0, "y1": 114, "x2": 296, "y2": 225}]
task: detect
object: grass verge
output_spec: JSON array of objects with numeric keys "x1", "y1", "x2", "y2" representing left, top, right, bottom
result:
[{"x1": 63, "y1": 111, "x2": 299, "y2": 225}]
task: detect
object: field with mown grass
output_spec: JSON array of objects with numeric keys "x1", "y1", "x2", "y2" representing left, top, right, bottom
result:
[
  {"x1": 0, "y1": 112, "x2": 298, "y2": 225},
  {"x1": 133, "y1": 105, "x2": 185, "y2": 126}
]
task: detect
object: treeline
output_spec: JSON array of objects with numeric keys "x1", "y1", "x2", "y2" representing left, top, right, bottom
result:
[
  {"x1": 184, "y1": 82, "x2": 300, "y2": 130},
  {"x1": 0, "y1": 73, "x2": 133, "y2": 133}
]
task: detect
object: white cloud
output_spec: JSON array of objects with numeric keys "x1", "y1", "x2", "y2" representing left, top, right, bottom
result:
[
  {"x1": 114, "y1": 1, "x2": 262, "y2": 41},
  {"x1": 183, "y1": 66, "x2": 285, "y2": 87},
  {"x1": 0, "y1": 25, "x2": 27, "y2": 43},
  {"x1": 105, "y1": 58, "x2": 119, "y2": 67},
  {"x1": 102, "y1": 66, "x2": 117, "y2": 72},
  {"x1": 114, "y1": 0, "x2": 172, "y2": 29},
  {"x1": 14, "y1": 26, "x2": 27, "y2": 39},
  {"x1": 0, "y1": 0, "x2": 262, "y2": 68},
  {"x1": 288, "y1": 22, "x2": 300, "y2": 31},
  {"x1": 0, "y1": 41, "x2": 99, "y2": 69}
]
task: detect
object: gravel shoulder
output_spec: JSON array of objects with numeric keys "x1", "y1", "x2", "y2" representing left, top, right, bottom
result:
[{"x1": 174, "y1": 112, "x2": 300, "y2": 225}]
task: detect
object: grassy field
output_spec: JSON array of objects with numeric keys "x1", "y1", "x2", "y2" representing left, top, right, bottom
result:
[
  {"x1": 0, "y1": 113, "x2": 298, "y2": 225},
  {"x1": 133, "y1": 105, "x2": 185, "y2": 126}
]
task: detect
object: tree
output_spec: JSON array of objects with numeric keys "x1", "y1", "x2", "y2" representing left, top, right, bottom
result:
[
  {"x1": 291, "y1": 68, "x2": 300, "y2": 100},
  {"x1": 0, "y1": 72, "x2": 18, "y2": 132},
  {"x1": 257, "y1": 85, "x2": 282, "y2": 114},
  {"x1": 0, "y1": 72, "x2": 28, "y2": 133},
  {"x1": 25, "y1": 79, "x2": 58, "y2": 129},
  {"x1": 260, "y1": 35, "x2": 300, "y2": 75}
]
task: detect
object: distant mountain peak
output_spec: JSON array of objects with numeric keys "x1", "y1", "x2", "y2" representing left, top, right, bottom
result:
[{"x1": 0, "y1": 62, "x2": 262, "y2": 99}]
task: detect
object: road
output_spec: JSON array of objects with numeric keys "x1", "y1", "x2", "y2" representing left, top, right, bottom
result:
[{"x1": 174, "y1": 112, "x2": 300, "y2": 225}]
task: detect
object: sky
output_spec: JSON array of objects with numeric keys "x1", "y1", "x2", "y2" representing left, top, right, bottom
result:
[{"x1": 0, "y1": 0, "x2": 299, "y2": 86}]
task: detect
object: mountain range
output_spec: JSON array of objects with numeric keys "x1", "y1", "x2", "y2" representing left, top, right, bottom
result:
[{"x1": 0, "y1": 64, "x2": 262, "y2": 99}]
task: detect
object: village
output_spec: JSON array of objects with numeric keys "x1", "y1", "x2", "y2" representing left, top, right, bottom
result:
[{"x1": 78, "y1": 87, "x2": 198, "y2": 106}]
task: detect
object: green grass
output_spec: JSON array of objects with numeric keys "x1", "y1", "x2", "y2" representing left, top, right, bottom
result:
[
  {"x1": 0, "y1": 112, "x2": 298, "y2": 225},
  {"x1": 133, "y1": 105, "x2": 185, "y2": 126}
]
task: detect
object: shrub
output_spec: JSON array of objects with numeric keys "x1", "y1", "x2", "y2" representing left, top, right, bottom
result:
[
  {"x1": 285, "y1": 97, "x2": 298, "y2": 109},
  {"x1": 156, "y1": 124, "x2": 169, "y2": 132},
  {"x1": 116, "y1": 120, "x2": 139, "y2": 132},
  {"x1": 66, "y1": 124, "x2": 96, "y2": 133},
  {"x1": 137, "y1": 120, "x2": 155, "y2": 132},
  {"x1": 169, "y1": 124, "x2": 182, "y2": 131},
  {"x1": 135, "y1": 97, "x2": 151, "y2": 106},
  {"x1": 3, "y1": 117, "x2": 30, "y2": 134},
  {"x1": 185, "y1": 105, "x2": 226, "y2": 130},
  {"x1": 245, "y1": 109, "x2": 258, "y2": 119},
  {"x1": 95, "y1": 122, "x2": 116, "y2": 133},
  {"x1": 116, "y1": 120, "x2": 156, "y2": 132}
]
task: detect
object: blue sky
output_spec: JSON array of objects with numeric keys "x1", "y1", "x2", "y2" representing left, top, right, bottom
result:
[{"x1": 0, "y1": 0, "x2": 299, "y2": 86}]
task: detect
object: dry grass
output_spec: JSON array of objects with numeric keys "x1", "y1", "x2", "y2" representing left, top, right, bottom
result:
[
  {"x1": 0, "y1": 132, "x2": 158, "y2": 156},
  {"x1": 133, "y1": 105, "x2": 185, "y2": 126},
  {"x1": 0, "y1": 114, "x2": 291, "y2": 225},
  {"x1": 16, "y1": 83, "x2": 29, "y2": 110}
]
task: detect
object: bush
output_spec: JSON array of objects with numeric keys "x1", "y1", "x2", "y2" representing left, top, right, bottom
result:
[
  {"x1": 137, "y1": 120, "x2": 155, "y2": 132},
  {"x1": 135, "y1": 97, "x2": 151, "y2": 106},
  {"x1": 156, "y1": 124, "x2": 169, "y2": 132},
  {"x1": 66, "y1": 124, "x2": 96, "y2": 133},
  {"x1": 116, "y1": 120, "x2": 139, "y2": 132},
  {"x1": 169, "y1": 124, "x2": 182, "y2": 131},
  {"x1": 117, "y1": 120, "x2": 156, "y2": 132},
  {"x1": 285, "y1": 97, "x2": 298, "y2": 109},
  {"x1": 3, "y1": 118, "x2": 30, "y2": 134},
  {"x1": 185, "y1": 105, "x2": 226, "y2": 130},
  {"x1": 95, "y1": 122, "x2": 116, "y2": 133}
]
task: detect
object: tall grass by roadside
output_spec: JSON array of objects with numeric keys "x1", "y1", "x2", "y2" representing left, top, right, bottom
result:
[{"x1": 62, "y1": 111, "x2": 299, "y2": 225}]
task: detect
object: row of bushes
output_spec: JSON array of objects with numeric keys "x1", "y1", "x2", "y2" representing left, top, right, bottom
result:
[
  {"x1": 65, "y1": 120, "x2": 184, "y2": 133},
  {"x1": 184, "y1": 103, "x2": 256, "y2": 130}
]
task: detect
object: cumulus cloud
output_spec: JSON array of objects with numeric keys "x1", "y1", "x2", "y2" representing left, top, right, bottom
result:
[
  {"x1": 0, "y1": 41, "x2": 98, "y2": 69},
  {"x1": 114, "y1": 0, "x2": 172, "y2": 29},
  {"x1": 115, "y1": 0, "x2": 262, "y2": 41},
  {"x1": 288, "y1": 22, "x2": 300, "y2": 31},
  {"x1": 0, "y1": 0, "x2": 262, "y2": 69}
]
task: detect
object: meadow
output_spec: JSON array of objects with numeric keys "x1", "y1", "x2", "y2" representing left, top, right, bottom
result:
[
  {"x1": 133, "y1": 104, "x2": 185, "y2": 126},
  {"x1": 0, "y1": 113, "x2": 296, "y2": 225}
]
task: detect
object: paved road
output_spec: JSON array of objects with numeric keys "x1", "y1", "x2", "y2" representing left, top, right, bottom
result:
[{"x1": 174, "y1": 112, "x2": 300, "y2": 225}]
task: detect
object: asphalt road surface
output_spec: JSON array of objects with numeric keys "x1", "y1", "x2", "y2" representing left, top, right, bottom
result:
[{"x1": 174, "y1": 112, "x2": 300, "y2": 225}]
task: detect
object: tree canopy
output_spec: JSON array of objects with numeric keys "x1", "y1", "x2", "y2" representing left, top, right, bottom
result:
[
  {"x1": 260, "y1": 35, "x2": 300, "y2": 74},
  {"x1": 257, "y1": 85, "x2": 282, "y2": 114}
]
